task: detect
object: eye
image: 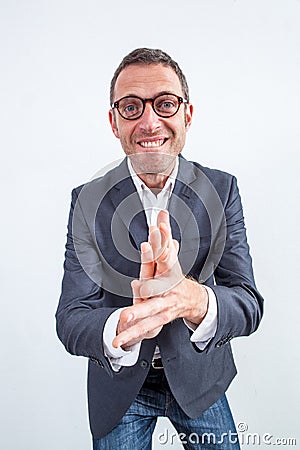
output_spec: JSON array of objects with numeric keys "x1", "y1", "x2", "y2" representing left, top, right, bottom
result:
[
  {"x1": 155, "y1": 95, "x2": 178, "y2": 113},
  {"x1": 124, "y1": 104, "x2": 138, "y2": 113},
  {"x1": 118, "y1": 98, "x2": 143, "y2": 117},
  {"x1": 156, "y1": 100, "x2": 176, "y2": 110},
  {"x1": 161, "y1": 101, "x2": 174, "y2": 109}
]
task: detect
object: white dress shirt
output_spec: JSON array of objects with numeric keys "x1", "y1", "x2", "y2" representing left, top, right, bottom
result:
[{"x1": 103, "y1": 157, "x2": 218, "y2": 371}]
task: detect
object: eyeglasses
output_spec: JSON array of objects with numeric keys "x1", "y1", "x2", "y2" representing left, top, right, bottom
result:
[{"x1": 111, "y1": 93, "x2": 188, "y2": 120}]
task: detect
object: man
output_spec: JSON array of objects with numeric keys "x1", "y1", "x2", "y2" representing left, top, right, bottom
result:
[{"x1": 56, "y1": 48, "x2": 263, "y2": 449}]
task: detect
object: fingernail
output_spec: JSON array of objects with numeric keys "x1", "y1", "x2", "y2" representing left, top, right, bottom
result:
[{"x1": 127, "y1": 313, "x2": 134, "y2": 323}]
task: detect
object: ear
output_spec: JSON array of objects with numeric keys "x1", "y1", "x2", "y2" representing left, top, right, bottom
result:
[
  {"x1": 185, "y1": 103, "x2": 193, "y2": 131},
  {"x1": 109, "y1": 109, "x2": 120, "y2": 139}
]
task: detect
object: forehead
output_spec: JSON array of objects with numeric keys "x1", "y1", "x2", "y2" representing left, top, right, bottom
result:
[{"x1": 114, "y1": 64, "x2": 183, "y2": 100}]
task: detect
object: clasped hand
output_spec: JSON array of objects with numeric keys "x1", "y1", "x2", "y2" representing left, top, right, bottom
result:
[{"x1": 113, "y1": 210, "x2": 208, "y2": 349}]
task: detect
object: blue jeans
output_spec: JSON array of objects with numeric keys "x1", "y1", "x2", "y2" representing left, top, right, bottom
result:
[{"x1": 93, "y1": 368, "x2": 240, "y2": 450}]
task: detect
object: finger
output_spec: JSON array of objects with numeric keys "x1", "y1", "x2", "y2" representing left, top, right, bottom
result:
[
  {"x1": 157, "y1": 210, "x2": 170, "y2": 228},
  {"x1": 139, "y1": 276, "x2": 183, "y2": 299},
  {"x1": 153, "y1": 239, "x2": 181, "y2": 277},
  {"x1": 140, "y1": 242, "x2": 155, "y2": 280},
  {"x1": 149, "y1": 227, "x2": 162, "y2": 261},
  {"x1": 116, "y1": 308, "x2": 135, "y2": 336},
  {"x1": 157, "y1": 210, "x2": 177, "y2": 268},
  {"x1": 157, "y1": 210, "x2": 171, "y2": 249},
  {"x1": 118, "y1": 295, "x2": 165, "y2": 325},
  {"x1": 113, "y1": 315, "x2": 165, "y2": 348},
  {"x1": 159, "y1": 224, "x2": 170, "y2": 255},
  {"x1": 131, "y1": 279, "x2": 142, "y2": 304}
]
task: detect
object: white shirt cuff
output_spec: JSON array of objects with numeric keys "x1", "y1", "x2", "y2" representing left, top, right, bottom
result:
[
  {"x1": 103, "y1": 308, "x2": 141, "y2": 371},
  {"x1": 183, "y1": 285, "x2": 218, "y2": 350}
]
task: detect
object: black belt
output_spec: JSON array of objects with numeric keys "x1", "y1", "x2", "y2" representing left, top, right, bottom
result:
[
  {"x1": 151, "y1": 357, "x2": 163, "y2": 370},
  {"x1": 143, "y1": 358, "x2": 169, "y2": 391}
]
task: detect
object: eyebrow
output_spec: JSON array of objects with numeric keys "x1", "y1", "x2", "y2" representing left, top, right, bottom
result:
[{"x1": 117, "y1": 91, "x2": 180, "y2": 100}]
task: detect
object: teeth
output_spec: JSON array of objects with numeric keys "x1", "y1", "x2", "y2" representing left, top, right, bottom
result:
[{"x1": 139, "y1": 140, "x2": 164, "y2": 148}]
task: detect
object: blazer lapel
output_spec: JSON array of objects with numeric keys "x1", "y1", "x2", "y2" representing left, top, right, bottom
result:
[
  {"x1": 168, "y1": 156, "x2": 198, "y2": 244},
  {"x1": 108, "y1": 158, "x2": 148, "y2": 250}
]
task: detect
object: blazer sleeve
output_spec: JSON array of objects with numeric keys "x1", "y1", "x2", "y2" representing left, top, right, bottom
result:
[
  {"x1": 55, "y1": 188, "x2": 119, "y2": 373},
  {"x1": 205, "y1": 175, "x2": 264, "y2": 352}
]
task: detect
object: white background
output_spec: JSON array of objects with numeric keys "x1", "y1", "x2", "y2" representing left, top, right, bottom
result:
[{"x1": 1, "y1": 0, "x2": 299, "y2": 449}]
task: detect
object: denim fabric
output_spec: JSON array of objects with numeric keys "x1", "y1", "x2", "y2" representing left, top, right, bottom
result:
[{"x1": 93, "y1": 369, "x2": 240, "y2": 450}]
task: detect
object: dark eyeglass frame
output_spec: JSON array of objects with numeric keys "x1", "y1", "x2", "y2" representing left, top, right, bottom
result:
[{"x1": 111, "y1": 93, "x2": 188, "y2": 120}]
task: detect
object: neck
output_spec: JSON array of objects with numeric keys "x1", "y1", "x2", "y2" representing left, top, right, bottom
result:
[
  {"x1": 137, "y1": 172, "x2": 170, "y2": 190},
  {"x1": 131, "y1": 160, "x2": 176, "y2": 190}
]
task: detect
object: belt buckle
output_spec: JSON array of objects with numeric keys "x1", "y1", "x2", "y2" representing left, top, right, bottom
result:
[{"x1": 151, "y1": 358, "x2": 163, "y2": 370}]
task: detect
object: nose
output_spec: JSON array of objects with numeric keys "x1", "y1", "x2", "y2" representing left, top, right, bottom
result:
[{"x1": 137, "y1": 101, "x2": 161, "y2": 133}]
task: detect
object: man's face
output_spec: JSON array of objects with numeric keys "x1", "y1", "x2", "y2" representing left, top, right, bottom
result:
[{"x1": 109, "y1": 64, "x2": 193, "y2": 179}]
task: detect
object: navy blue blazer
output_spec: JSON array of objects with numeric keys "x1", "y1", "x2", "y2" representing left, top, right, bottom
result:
[{"x1": 56, "y1": 156, "x2": 263, "y2": 439}]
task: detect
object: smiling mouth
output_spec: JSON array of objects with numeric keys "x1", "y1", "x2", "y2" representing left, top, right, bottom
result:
[{"x1": 138, "y1": 138, "x2": 168, "y2": 148}]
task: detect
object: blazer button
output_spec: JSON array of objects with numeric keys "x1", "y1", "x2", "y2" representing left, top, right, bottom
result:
[{"x1": 140, "y1": 360, "x2": 149, "y2": 369}]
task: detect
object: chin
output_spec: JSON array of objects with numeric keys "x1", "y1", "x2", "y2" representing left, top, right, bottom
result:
[{"x1": 129, "y1": 152, "x2": 176, "y2": 176}]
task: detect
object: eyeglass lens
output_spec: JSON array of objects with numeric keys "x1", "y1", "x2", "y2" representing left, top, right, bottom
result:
[{"x1": 117, "y1": 94, "x2": 181, "y2": 119}]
